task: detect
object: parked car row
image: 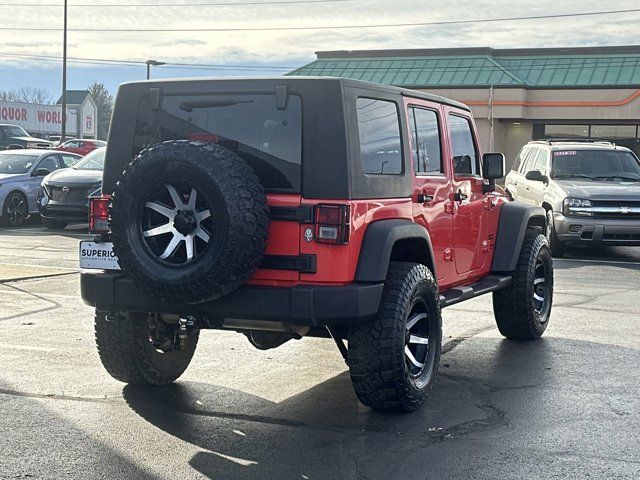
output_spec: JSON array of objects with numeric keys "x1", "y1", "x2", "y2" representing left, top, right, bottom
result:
[
  {"x1": 0, "y1": 147, "x2": 105, "y2": 228},
  {"x1": 1, "y1": 122, "x2": 105, "y2": 154},
  {"x1": 505, "y1": 139, "x2": 640, "y2": 256}
]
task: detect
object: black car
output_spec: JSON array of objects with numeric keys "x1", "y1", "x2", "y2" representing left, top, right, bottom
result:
[
  {"x1": 0, "y1": 124, "x2": 53, "y2": 150},
  {"x1": 38, "y1": 147, "x2": 105, "y2": 229}
]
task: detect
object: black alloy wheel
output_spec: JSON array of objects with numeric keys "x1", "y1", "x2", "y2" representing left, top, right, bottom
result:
[{"x1": 3, "y1": 192, "x2": 28, "y2": 227}]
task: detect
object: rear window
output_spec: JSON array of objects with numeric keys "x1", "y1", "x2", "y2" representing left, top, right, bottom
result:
[{"x1": 133, "y1": 93, "x2": 302, "y2": 192}]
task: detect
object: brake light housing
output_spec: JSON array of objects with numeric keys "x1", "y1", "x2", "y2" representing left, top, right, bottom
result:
[
  {"x1": 315, "y1": 204, "x2": 350, "y2": 244},
  {"x1": 89, "y1": 195, "x2": 111, "y2": 234}
]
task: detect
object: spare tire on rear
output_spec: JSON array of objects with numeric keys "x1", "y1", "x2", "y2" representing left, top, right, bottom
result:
[{"x1": 110, "y1": 140, "x2": 268, "y2": 303}]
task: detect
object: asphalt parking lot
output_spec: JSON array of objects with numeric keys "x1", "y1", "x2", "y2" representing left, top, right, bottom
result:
[{"x1": 0, "y1": 222, "x2": 639, "y2": 479}]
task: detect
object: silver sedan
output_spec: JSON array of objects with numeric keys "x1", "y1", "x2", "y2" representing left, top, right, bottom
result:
[{"x1": 0, "y1": 149, "x2": 80, "y2": 227}]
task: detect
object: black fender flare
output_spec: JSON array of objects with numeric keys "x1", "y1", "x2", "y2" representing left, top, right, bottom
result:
[
  {"x1": 355, "y1": 219, "x2": 436, "y2": 282},
  {"x1": 491, "y1": 202, "x2": 546, "y2": 272}
]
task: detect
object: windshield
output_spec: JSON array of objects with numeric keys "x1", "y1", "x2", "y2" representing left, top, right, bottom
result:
[
  {"x1": 1, "y1": 126, "x2": 30, "y2": 138},
  {"x1": 74, "y1": 148, "x2": 105, "y2": 170},
  {"x1": 134, "y1": 93, "x2": 302, "y2": 192},
  {"x1": 552, "y1": 150, "x2": 640, "y2": 181},
  {"x1": 0, "y1": 153, "x2": 38, "y2": 174}
]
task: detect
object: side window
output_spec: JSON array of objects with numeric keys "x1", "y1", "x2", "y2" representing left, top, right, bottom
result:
[
  {"x1": 448, "y1": 114, "x2": 479, "y2": 176},
  {"x1": 409, "y1": 107, "x2": 442, "y2": 174},
  {"x1": 513, "y1": 147, "x2": 529, "y2": 172},
  {"x1": 521, "y1": 148, "x2": 539, "y2": 173},
  {"x1": 532, "y1": 150, "x2": 549, "y2": 173},
  {"x1": 61, "y1": 154, "x2": 79, "y2": 167},
  {"x1": 356, "y1": 98, "x2": 403, "y2": 175},
  {"x1": 38, "y1": 155, "x2": 60, "y2": 172}
]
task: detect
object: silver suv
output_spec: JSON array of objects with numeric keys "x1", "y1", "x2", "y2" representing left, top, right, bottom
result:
[{"x1": 505, "y1": 140, "x2": 640, "y2": 256}]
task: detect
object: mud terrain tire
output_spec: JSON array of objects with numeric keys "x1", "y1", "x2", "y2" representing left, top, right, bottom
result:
[
  {"x1": 493, "y1": 230, "x2": 553, "y2": 339},
  {"x1": 348, "y1": 262, "x2": 442, "y2": 412},
  {"x1": 95, "y1": 311, "x2": 199, "y2": 385},
  {"x1": 110, "y1": 140, "x2": 268, "y2": 303}
]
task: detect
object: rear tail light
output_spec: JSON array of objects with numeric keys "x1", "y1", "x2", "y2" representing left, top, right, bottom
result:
[
  {"x1": 89, "y1": 195, "x2": 111, "y2": 234},
  {"x1": 315, "y1": 204, "x2": 350, "y2": 244}
]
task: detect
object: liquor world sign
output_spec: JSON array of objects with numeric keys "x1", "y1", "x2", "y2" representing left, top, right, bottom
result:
[{"x1": 0, "y1": 100, "x2": 79, "y2": 135}]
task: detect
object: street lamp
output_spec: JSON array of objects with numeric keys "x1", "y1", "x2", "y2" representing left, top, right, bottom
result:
[{"x1": 146, "y1": 59, "x2": 166, "y2": 80}]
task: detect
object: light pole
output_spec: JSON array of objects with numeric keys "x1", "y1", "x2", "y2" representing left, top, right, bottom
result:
[
  {"x1": 146, "y1": 59, "x2": 166, "y2": 80},
  {"x1": 61, "y1": 0, "x2": 68, "y2": 142}
]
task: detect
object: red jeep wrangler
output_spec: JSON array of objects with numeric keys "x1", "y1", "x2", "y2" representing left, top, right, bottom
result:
[{"x1": 80, "y1": 78, "x2": 553, "y2": 412}]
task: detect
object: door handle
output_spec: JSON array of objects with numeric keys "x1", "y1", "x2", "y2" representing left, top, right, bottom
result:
[
  {"x1": 454, "y1": 191, "x2": 468, "y2": 203},
  {"x1": 417, "y1": 193, "x2": 434, "y2": 205}
]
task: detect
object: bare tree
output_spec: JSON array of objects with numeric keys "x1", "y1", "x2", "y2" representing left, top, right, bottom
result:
[{"x1": 0, "y1": 87, "x2": 52, "y2": 104}]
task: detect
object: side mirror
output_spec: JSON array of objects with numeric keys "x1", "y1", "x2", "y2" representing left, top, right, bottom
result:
[
  {"x1": 32, "y1": 168, "x2": 51, "y2": 177},
  {"x1": 482, "y1": 153, "x2": 505, "y2": 192},
  {"x1": 482, "y1": 153, "x2": 505, "y2": 180},
  {"x1": 453, "y1": 155, "x2": 473, "y2": 175},
  {"x1": 525, "y1": 170, "x2": 549, "y2": 184}
]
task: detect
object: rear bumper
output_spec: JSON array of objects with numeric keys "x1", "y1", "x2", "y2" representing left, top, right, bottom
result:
[
  {"x1": 554, "y1": 212, "x2": 640, "y2": 246},
  {"x1": 80, "y1": 271, "x2": 384, "y2": 326}
]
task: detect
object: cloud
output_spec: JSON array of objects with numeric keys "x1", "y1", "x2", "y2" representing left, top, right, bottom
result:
[{"x1": 1, "y1": 0, "x2": 638, "y2": 68}]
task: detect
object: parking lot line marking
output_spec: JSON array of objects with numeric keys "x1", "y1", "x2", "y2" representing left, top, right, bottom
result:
[
  {"x1": 210, "y1": 451, "x2": 258, "y2": 466},
  {"x1": 0, "y1": 262, "x2": 76, "y2": 271},
  {"x1": 0, "y1": 343, "x2": 56, "y2": 352},
  {"x1": 555, "y1": 258, "x2": 640, "y2": 266}
]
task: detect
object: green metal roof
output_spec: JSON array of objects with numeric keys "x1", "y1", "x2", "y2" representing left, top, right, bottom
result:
[{"x1": 288, "y1": 47, "x2": 640, "y2": 88}]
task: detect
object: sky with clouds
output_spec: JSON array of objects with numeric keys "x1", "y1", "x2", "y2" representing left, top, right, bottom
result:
[{"x1": 1, "y1": 0, "x2": 639, "y2": 99}]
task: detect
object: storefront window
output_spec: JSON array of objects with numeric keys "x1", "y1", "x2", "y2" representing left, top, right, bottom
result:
[
  {"x1": 591, "y1": 125, "x2": 638, "y2": 139},
  {"x1": 544, "y1": 125, "x2": 589, "y2": 138}
]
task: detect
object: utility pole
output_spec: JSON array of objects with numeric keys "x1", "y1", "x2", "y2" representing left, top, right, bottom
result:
[
  {"x1": 146, "y1": 59, "x2": 166, "y2": 80},
  {"x1": 61, "y1": 0, "x2": 68, "y2": 142},
  {"x1": 488, "y1": 84, "x2": 494, "y2": 152}
]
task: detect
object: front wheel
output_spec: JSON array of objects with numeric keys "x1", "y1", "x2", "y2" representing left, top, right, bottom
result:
[
  {"x1": 348, "y1": 262, "x2": 442, "y2": 412},
  {"x1": 94, "y1": 311, "x2": 199, "y2": 385},
  {"x1": 2, "y1": 191, "x2": 28, "y2": 227},
  {"x1": 493, "y1": 230, "x2": 553, "y2": 340}
]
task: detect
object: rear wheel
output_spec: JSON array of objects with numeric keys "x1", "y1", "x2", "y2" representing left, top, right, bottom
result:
[
  {"x1": 493, "y1": 230, "x2": 553, "y2": 340},
  {"x1": 94, "y1": 311, "x2": 199, "y2": 385},
  {"x1": 1, "y1": 191, "x2": 28, "y2": 227},
  {"x1": 348, "y1": 262, "x2": 442, "y2": 412},
  {"x1": 545, "y1": 209, "x2": 566, "y2": 257},
  {"x1": 41, "y1": 217, "x2": 69, "y2": 230}
]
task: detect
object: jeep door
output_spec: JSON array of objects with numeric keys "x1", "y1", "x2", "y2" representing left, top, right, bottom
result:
[
  {"x1": 445, "y1": 110, "x2": 488, "y2": 276},
  {"x1": 405, "y1": 100, "x2": 454, "y2": 284}
]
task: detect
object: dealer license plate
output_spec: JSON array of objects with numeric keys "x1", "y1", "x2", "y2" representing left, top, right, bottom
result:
[{"x1": 79, "y1": 241, "x2": 121, "y2": 270}]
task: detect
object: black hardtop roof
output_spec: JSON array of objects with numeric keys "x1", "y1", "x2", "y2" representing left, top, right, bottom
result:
[{"x1": 118, "y1": 76, "x2": 470, "y2": 111}]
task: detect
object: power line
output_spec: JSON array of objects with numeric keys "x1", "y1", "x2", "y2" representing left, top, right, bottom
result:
[
  {"x1": 0, "y1": 0, "x2": 353, "y2": 6},
  {"x1": 0, "y1": 52, "x2": 296, "y2": 70},
  {"x1": 1, "y1": 8, "x2": 638, "y2": 32}
]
